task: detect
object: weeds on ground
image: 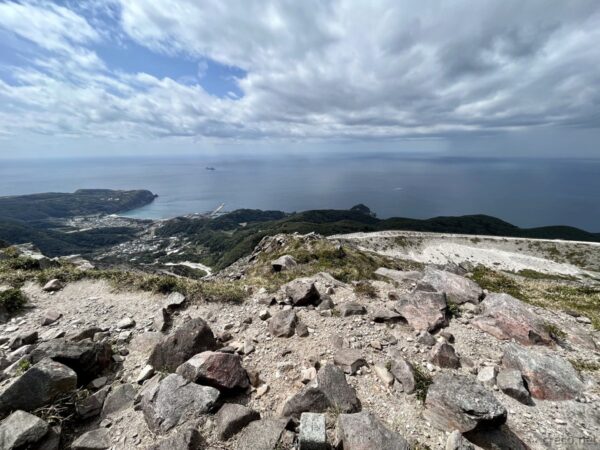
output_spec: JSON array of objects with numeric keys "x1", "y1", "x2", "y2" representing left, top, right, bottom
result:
[
  {"x1": 569, "y1": 359, "x2": 600, "y2": 372},
  {"x1": 469, "y1": 265, "x2": 527, "y2": 300},
  {"x1": 413, "y1": 364, "x2": 433, "y2": 403},
  {"x1": 0, "y1": 288, "x2": 28, "y2": 313}
]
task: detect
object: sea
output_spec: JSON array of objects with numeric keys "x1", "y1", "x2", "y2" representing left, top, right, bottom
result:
[{"x1": 1, "y1": 153, "x2": 599, "y2": 231}]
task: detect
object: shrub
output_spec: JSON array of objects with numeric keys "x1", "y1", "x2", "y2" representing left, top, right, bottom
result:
[
  {"x1": 413, "y1": 364, "x2": 433, "y2": 403},
  {"x1": 0, "y1": 288, "x2": 28, "y2": 313}
]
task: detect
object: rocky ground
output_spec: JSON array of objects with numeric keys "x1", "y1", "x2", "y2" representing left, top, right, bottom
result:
[{"x1": 0, "y1": 233, "x2": 599, "y2": 449}]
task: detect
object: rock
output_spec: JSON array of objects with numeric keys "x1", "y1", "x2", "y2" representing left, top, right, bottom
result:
[
  {"x1": 416, "y1": 331, "x2": 437, "y2": 347},
  {"x1": 176, "y1": 351, "x2": 249, "y2": 391},
  {"x1": 77, "y1": 386, "x2": 109, "y2": 419},
  {"x1": 216, "y1": 403, "x2": 260, "y2": 440},
  {"x1": 164, "y1": 292, "x2": 186, "y2": 311},
  {"x1": 101, "y1": 383, "x2": 136, "y2": 418},
  {"x1": 236, "y1": 419, "x2": 288, "y2": 450},
  {"x1": 338, "y1": 302, "x2": 367, "y2": 317},
  {"x1": 146, "y1": 428, "x2": 203, "y2": 450},
  {"x1": 446, "y1": 430, "x2": 475, "y2": 450},
  {"x1": 501, "y1": 343, "x2": 583, "y2": 400},
  {"x1": 259, "y1": 309, "x2": 271, "y2": 320},
  {"x1": 42, "y1": 279, "x2": 64, "y2": 292},
  {"x1": 576, "y1": 315, "x2": 592, "y2": 324},
  {"x1": 477, "y1": 366, "x2": 498, "y2": 388},
  {"x1": 299, "y1": 412, "x2": 327, "y2": 450},
  {"x1": 496, "y1": 369, "x2": 531, "y2": 405},
  {"x1": 136, "y1": 365, "x2": 155, "y2": 384},
  {"x1": 148, "y1": 318, "x2": 217, "y2": 372},
  {"x1": 41, "y1": 311, "x2": 62, "y2": 326},
  {"x1": 301, "y1": 367, "x2": 317, "y2": 384},
  {"x1": 336, "y1": 411, "x2": 410, "y2": 450},
  {"x1": 272, "y1": 255, "x2": 297, "y2": 272},
  {"x1": 0, "y1": 358, "x2": 77, "y2": 413},
  {"x1": 317, "y1": 296, "x2": 334, "y2": 311},
  {"x1": 116, "y1": 317, "x2": 136, "y2": 330},
  {"x1": 429, "y1": 342, "x2": 461, "y2": 369},
  {"x1": 9, "y1": 331, "x2": 38, "y2": 350},
  {"x1": 296, "y1": 320, "x2": 309, "y2": 337},
  {"x1": 153, "y1": 308, "x2": 168, "y2": 332},
  {"x1": 30, "y1": 339, "x2": 112, "y2": 384},
  {"x1": 439, "y1": 330, "x2": 455, "y2": 343},
  {"x1": 389, "y1": 354, "x2": 417, "y2": 394},
  {"x1": 281, "y1": 364, "x2": 360, "y2": 418},
  {"x1": 90, "y1": 376, "x2": 107, "y2": 389},
  {"x1": 375, "y1": 267, "x2": 423, "y2": 283},
  {"x1": 374, "y1": 363, "x2": 394, "y2": 387},
  {"x1": 71, "y1": 428, "x2": 111, "y2": 450},
  {"x1": 420, "y1": 268, "x2": 483, "y2": 304},
  {"x1": 269, "y1": 310, "x2": 297, "y2": 337},
  {"x1": 395, "y1": 291, "x2": 448, "y2": 332},
  {"x1": 283, "y1": 278, "x2": 321, "y2": 306},
  {"x1": 0, "y1": 410, "x2": 49, "y2": 450},
  {"x1": 472, "y1": 293, "x2": 553, "y2": 346},
  {"x1": 334, "y1": 349, "x2": 367, "y2": 375},
  {"x1": 68, "y1": 326, "x2": 103, "y2": 342},
  {"x1": 141, "y1": 373, "x2": 219, "y2": 433},
  {"x1": 424, "y1": 372, "x2": 507, "y2": 433}
]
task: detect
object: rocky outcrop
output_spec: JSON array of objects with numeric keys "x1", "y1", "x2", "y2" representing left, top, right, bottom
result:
[
  {"x1": 0, "y1": 410, "x2": 49, "y2": 450},
  {"x1": 424, "y1": 372, "x2": 507, "y2": 433},
  {"x1": 176, "y1": 351, "x2": 249, "y2": 391},
  {"x1": 473, "y1": 293, "x2": 553, "y2": 346},
  {"x1": 141, "y1": 374, "x2": 219, "y2": 433},
  {"x1": 335, "y1": 411, "x2": 410, "y2": 450},
  {"x1": 148, "y1": 318, "x2": 217, "y2": 372},
  {"x1": 420, "y1": 268, "x2": 483, "y2": 305},
  {"x1": 394, "y1": 291, "x2": 448, "y2": 332},
  {"x1": 501, "y1": 343, "x2": 583, "y2": 400}
]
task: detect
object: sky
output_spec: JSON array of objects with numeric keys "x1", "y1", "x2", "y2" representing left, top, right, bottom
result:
[{"x1": 0, "y1": 0, "x2": 599, "y2": 158}]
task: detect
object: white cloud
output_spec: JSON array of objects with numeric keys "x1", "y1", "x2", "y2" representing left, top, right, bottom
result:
[{"x1": 0, "y1": 0, "x2": 600, "y2": 147}]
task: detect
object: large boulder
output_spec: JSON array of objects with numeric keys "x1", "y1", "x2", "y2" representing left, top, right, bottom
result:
[
  {"x1": 141, "y1": 373, "x2": 219, "y2": 433},
  {"x1": 30, "y1": 338, "x2": 112, "y2": 384},
  {"x1": 0, "y1": 410, "x2": 49, "y2": 450},
  {"x1": 176, "y1": 351, "x2": 249, "y2": 391},
  {"x1": 501, "y1": 343, "x2": 583, "y2": 400},
  {"x1": 236, "y1": 419, "x2": 289, "y2": 450},
  {"x1": 472, "y1": 293, "x2": 553, "y2": 346},
  {"x1": 269, "y1": 310, "x2": 297, "y2": 337},
  {"x1": 420, "y1": 268, "x2": 483, "y2": 305},
  {"x1": 0, "y1": 358, "x2": 77, "y2": 413},
  {"x1": 394, "y1": 291, "x2": 448, "y2": 332},
  {"x1": 216, "y1": 403, "x2": 260, "y2": 440},
  {"x1": 148, "y1": 318, "x2": 217, "y2": 372},
  {"x1": 424, "y1": 372, "x2": 507, "y2": 433},
  {"x1": 281, "y1": 364, "x2": 361, "y2": 418},
  {"x1": 336, "y1": 411, "x2": 410, "y2": 450},
  {"x1": 282, "y1": 278, "x2": 320, "y2": 306}
]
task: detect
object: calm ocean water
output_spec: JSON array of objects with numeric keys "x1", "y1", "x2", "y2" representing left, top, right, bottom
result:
[{"x1": 1, "y1": 154, "x2": 599, "y2": 231}]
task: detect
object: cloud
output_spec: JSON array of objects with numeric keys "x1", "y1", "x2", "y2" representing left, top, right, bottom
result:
[{"x1": 0, "y1": 0, "x2": 599, "y2": 146}]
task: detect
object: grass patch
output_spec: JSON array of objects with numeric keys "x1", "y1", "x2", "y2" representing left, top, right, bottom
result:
[
  {"x1": 470, "y1": 265, "x2": 527, "y2": 299},
  {"x1": 353, "y1": 281, "x2": 377, "y2": 299},
  {"x1": 542, "y1": 322, "x2": 567, "y2": 342},
  {"x1": 446, "y1": 302, "x2": 460, "y2": 318},
  {"x1": 569, "y1": 359, "x2": 600, "y2": 372},
  {"x1": 0, "y1": 288, "x2": 28, "y2": 313},
  {"x1": 413, "y1": 364, "x2": 433, "y2": 403},
  {"x1": 515, "y1": 269, "x2": 577, "y2": 282},
  {"x1": 15, "y1": 359, "x2": 31, "y2": 375}
]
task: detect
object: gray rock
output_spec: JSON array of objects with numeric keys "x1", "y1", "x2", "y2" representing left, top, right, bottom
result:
[
  {"x1": 296, "y1": 320, "x2": 309, "y2": 337},
  {"x1": 429, "y1": 342, "x2": 461, "y2": 369},
  {"x1": 374, "y1": 268, "x2": 423, "y2": 283},
  {"x1": 146, "y1": 428, "x2": 203, "y2": 450},
  {"x1": 68, "y1": 326, "x2": 103, "y2": 342},
  {"x1": 141, "y1": 373, "x2": 219, "y2": 433},
  {"x1": 77, "y1": 386, "x2": 109, "y2": 419},
  {"x1": 9, "y1": 331, "x2": 38, "y2": 350},
  {"x1": 153, "y1": 308, "x2": 169, "y2": 332},
  {"x1": 176, "y1": 351, "x2": 249, "y2": 391},
  {"x1": 424, "y1": 372, "x2": 507, "y2": 433},
  {"x1": 502, "y1": 343, "x2": 583, "y2": 400},
  {"x1": 41, "y1": 311, "x2": 62, "y2": 326},
  {"x1": 236, "y1": 419, "x2": 288, "y2": 450},
  {"x1": 0, "y1": 410, "x2": 49, "y2": 450},
  {"x1": 136, "y1": 365, "x2": 155, "y2": 384},
  {"x1": 101, "y1": 383, "x2": 136, "y2": 418},
  {"x1": 496, "y1": 369, "x2": 531, "y2": 405},
  {"x1": 338, "y1": 302, "x2": 367, "y2": 317},
  {"x1": 71, "y1": 428, "x2": 111, "y2": 450},
  {"x1": 417, "y1": 331, "x2": 437, "y2": 347},
  {"x1": 164, "y1": 292, "x2": 186, "y2": 311},
  {"x1": 272, "y1": 255, "x2": 297, "y2": 272},
  {"x1": 36, "y1": 425, "x2": 61, "y2": 450},
  {"x1": 446, "y1": 430, "x2": 475, "y2": 450},
  {"x1": 389, "y1": 353, "x2": 417, "y2": 394},
  {"x1": 420, "y1": 268, "x2": 483, "y2": 304},
  {"x1": 116, "y1": 317, "x2": 136, "y2": 330},
  {"x1": 30, "y1": 338, "x2": 112, "y2": 384},
  {"x1": 0, "y1": 358, "x2": 77, "y2": 413},
  {"x1": 334, "y1": 349, "x2": 367, "y2": 375},
  {"x1": 269, "y1": 309, "x2": 297, "y2": 337},
  {"x1": 317, "y1": 296, "x2": 334, "y2": 310},
  {"x1": 216, "y1": 403, "x2": 260, "y2": 440},
  {"x1": 473, "y1": 293, "x2": 553, "y2": 346},
  {"x1": 336, "y1": 411, "x2": 410, "y2": 450},
  {"x1": 148, "y1": 318, "x2": 217, "y2": 372},
  {"x1": 477, "y1": 366, "x2": 498, "y2": 387},
  {"x1": 300, "y1": 412, "x2": 327, "y2": 450},
  {"x1": 42, "y1": 279, "x2": 64, "y2": 292},
  {"x1": 283, "y1": 278, "x2": 321, "y2": 306},
  {"x1": 281, "y1": 364, "x2": 360, "y2": 418},
  {"x1": 395, "y1": 291, "x2": 448, "y2": 332}
]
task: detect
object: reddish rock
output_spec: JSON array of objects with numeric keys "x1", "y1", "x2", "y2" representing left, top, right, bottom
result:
[
  {"x1": 429, "y1": 342, "x2": 461, "y2": 369},
  {"x1": 394, "y1": 291, "x2": 448, "y2": 332},
  {"x1": 176, "y1": 351, "x2": 249, "y2": 391}
]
